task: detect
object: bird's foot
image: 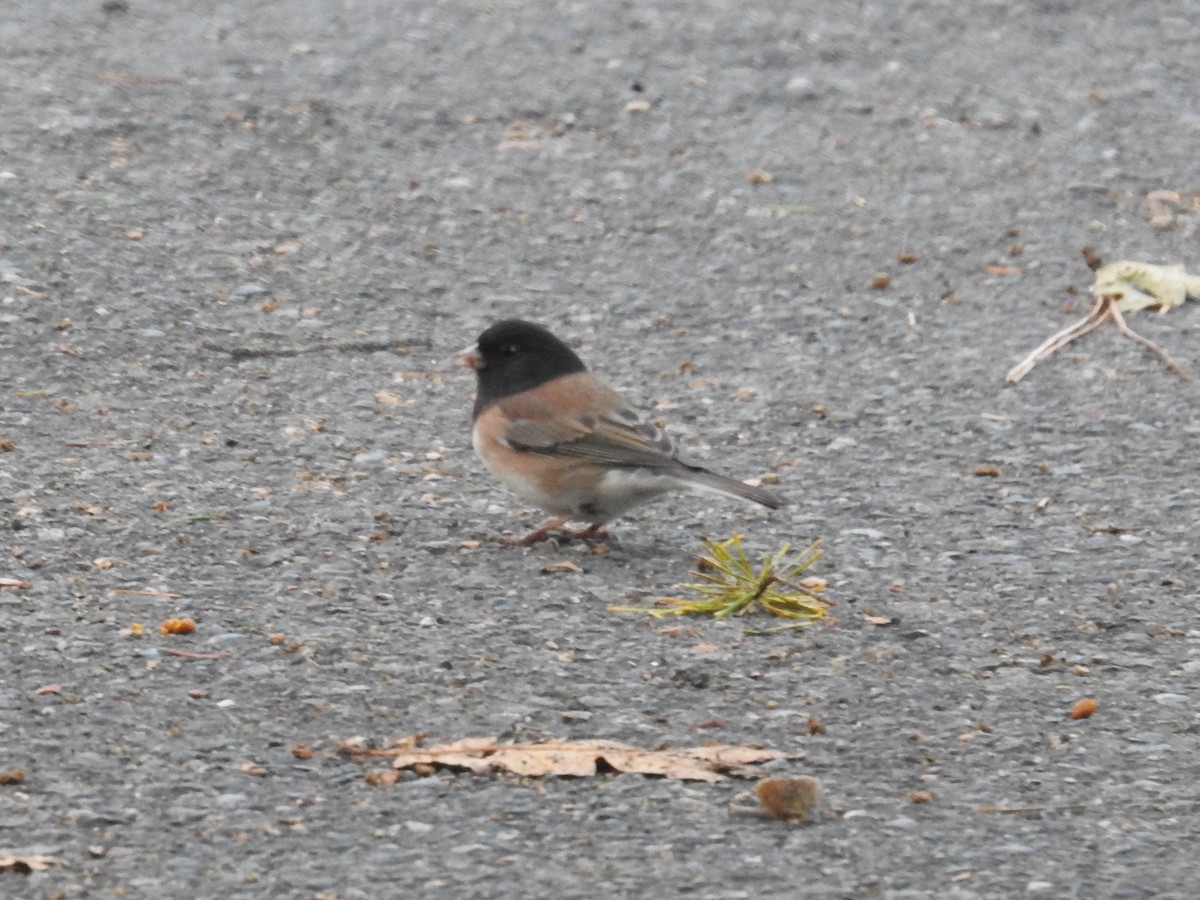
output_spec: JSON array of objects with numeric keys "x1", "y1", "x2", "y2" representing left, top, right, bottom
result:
[
  {"x1": 565, "y1": 523, "x2": 613, "y2": 541},
  {"x1": 497, "y1": 516, "x2": 573, "y2": 546},
  {"x1": 495, "y1": 518, "x2": 614, "y2": 546}
]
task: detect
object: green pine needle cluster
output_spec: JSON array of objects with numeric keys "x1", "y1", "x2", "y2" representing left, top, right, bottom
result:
[{"x1": 611, "y1": 534, "x2": 829, "y2": 626}]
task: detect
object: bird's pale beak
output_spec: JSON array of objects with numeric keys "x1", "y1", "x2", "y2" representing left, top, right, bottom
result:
[{"x1": 458, "y1": 344, "x2": 483, "y2": 370}]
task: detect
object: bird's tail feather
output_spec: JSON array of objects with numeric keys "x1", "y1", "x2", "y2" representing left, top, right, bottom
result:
[{"x1": 677, "y1": 466, "x2": 783, "y2": 509}]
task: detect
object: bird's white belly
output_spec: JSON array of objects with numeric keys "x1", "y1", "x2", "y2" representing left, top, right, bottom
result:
[
  {"x1": 479, "y1": 453, "x2": 679, "y2": 524},
  {"x1": 586, "y1": 468, "x2": 680, "y2": 520}
]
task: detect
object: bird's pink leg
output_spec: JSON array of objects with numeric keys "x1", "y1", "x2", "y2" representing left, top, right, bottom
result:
[
  {"x1": 498, "y1": 518, "x2": 613, "y2": 545},
  {"x1": 567, "y1": 523, "x2": 613, "y2": 541},
  {"x1": 500, "y1": 515, "x2": 573, "y2": 546}
]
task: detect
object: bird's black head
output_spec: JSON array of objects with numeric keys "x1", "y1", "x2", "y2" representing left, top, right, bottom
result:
[{"x1": 462, "y1": 319, "x2": 587, "y2": 416}]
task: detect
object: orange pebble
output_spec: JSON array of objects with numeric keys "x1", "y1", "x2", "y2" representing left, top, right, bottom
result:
[
  {"x1": 1069, "y1": 697, "x2": 1098, "y2": 720},
  {"x1": 754, "y1": 776, "x2": 823, "y2": 821},
  {"x1": 160, "y1": 617, "x2": 197, "y2": 635}
]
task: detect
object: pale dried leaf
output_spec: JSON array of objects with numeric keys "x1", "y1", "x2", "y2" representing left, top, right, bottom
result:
[
  {"x1": 0, "y1": 852, "x2": 59, "y2": 872},
  {"x1": 387, "y1": 737, "x2": 797, "y2": 782}
]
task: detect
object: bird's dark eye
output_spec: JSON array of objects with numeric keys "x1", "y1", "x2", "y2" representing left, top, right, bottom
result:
[{"x1": 501, "y1": 344, "x2": 518, "y2": 356}]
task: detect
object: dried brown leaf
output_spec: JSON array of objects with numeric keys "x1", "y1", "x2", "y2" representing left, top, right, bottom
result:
[
  {"x1": 364, "y1": 769, "x2": 401, "y2": 787},
  {"x1": 380, "y1": 738, "x2": 798, "y2": 783},
  {"x1": 0, "y1": 852, "x2": 58, "y2": 872}
]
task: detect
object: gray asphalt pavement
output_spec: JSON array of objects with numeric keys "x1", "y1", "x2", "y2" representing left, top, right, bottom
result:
[{"x1": 2, "y1": 1, "x2": 1199, "y2": 898}]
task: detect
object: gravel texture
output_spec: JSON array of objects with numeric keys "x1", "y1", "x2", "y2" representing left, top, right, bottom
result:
[{"x1": 2, "y1": 1, "x2": 1199, "y2": 898}]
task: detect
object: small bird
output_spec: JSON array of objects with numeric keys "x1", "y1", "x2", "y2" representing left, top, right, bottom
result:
[{"x1": 459, "y1": 319, "x2": 782, "y2": 545}]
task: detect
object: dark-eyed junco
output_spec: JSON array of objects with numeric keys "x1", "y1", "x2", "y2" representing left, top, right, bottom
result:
[{"x1": 459, "y1": 319, "x2": 782, "y2": 545}]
